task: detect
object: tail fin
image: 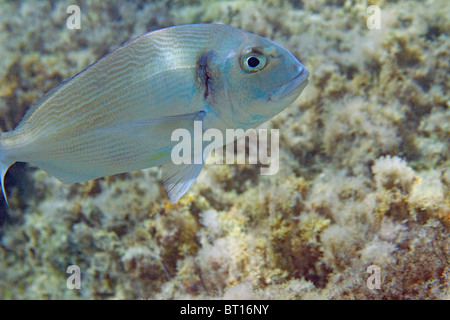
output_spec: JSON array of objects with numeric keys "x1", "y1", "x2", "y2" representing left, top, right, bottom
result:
[{"x1": 0, "y1": 140, "x2": 15, "y2": 205}]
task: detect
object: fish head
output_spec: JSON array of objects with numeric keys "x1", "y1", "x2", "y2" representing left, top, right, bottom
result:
[{"x1": 207, "y1": 27, "x2": 309, "y2": 128}]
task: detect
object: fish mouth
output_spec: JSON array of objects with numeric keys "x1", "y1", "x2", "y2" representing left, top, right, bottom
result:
[{"x1": 269, "y1": 67, "x2": 309, "y2": 102}]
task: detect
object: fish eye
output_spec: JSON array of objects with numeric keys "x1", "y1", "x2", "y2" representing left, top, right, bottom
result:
[{"x1": 241, "y1": 48, "x2": 267, "y2": 73}]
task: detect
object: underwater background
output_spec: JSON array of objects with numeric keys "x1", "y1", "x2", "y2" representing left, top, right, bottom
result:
[{"x1": 0, "y1": 0, "x2": 448, "y2": 299}]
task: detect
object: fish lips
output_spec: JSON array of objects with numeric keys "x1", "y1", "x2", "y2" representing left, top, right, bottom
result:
[{"x1": 269, "y1": 67, "x2": 309, "y2": 102}]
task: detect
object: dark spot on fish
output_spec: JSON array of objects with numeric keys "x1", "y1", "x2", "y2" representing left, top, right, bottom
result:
[
  {"x1": 195, "y1": 110, "x2": 206, "y2": 121},
  {"x1": 196, "y1": 52, "x2": 214, "y2": 100}
]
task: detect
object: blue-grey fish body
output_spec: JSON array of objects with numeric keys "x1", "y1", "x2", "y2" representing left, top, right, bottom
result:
[{"x1": 0, "y1": 24, "x2": 309, "y2": 203}]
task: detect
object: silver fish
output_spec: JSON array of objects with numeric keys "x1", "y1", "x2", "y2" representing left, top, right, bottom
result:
[{"x1": 0, "y1": 24, "x2": 309, "y2": 203}]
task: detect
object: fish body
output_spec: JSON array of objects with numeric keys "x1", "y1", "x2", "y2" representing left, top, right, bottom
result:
[{"x1": 0, "y1": 24, "x2": 309, "y2": 203}]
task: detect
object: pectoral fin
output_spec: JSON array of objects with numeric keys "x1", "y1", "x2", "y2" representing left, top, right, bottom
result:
[{"x1": 95, "y1": 111, "x2": 206, "y2": 140}]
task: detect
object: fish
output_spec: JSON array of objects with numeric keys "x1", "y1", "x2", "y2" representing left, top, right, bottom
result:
[{"x1": 0, "y1": 23, "x2": 309, "y2": 204}]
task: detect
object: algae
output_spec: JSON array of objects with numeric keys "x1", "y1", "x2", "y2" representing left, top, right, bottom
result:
[{"x1": 0, "y1": 0, "x2": 449, "y2": 299}]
